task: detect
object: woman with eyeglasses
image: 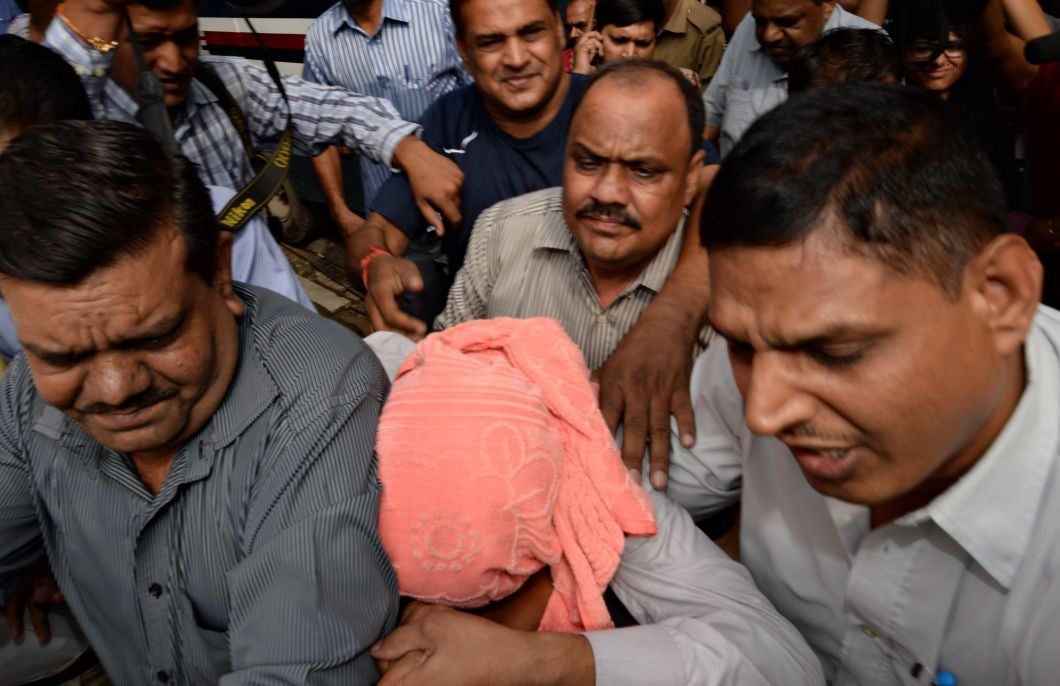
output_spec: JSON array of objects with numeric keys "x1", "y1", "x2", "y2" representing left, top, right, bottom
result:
[
  {"x1": 904, "y1": 27, "x2": 968, "y2": 100},
  {"x1": 899, "y1": 10, "x2": 1025, "y2": 215}
]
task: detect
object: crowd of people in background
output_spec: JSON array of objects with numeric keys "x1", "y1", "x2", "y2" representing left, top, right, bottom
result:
[{"x1": 0, "y1": 0, "x2": 1058, "y2": 684}]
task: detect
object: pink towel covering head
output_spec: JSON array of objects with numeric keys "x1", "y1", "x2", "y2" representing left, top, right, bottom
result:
[{"x1": 376, "y1": 317, "x2": 657, "y2": 632}]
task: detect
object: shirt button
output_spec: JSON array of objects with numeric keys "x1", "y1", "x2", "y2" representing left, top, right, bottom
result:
[
  {"x1": 148, "y1": 583, "x2": 164, "y2": 598},
  {"x1": 156, "y1": 671, "x2": 169, "y2": 683}
]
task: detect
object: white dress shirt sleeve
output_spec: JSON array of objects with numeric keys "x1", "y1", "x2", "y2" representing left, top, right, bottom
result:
[
  {"x1": 666, "y1": 340, "x2": 745, "y2": 520},
  {"x1": 585, "y1": 491, "x2": 825, "y2": 685}
]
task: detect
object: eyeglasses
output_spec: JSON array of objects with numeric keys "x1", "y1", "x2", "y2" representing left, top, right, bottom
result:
[{"x1": 907, "y1": 40, "x2": 966, "y2": 62}]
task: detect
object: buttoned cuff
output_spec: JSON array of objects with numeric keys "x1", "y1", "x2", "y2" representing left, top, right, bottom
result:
[{"x1": 585, "y1": 625, "x2": 688, "y2": 686}]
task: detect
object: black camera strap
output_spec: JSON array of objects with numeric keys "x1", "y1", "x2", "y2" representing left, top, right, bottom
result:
[
  {"x1": 126, "y1": 5, "x2": 294, "y2": 232},
  {"x1": 195, "y1": 62, "x2": 295, "y2": 232},
  {"x1": 125, "y1": 12, "x2": 180, "y2": 157}
]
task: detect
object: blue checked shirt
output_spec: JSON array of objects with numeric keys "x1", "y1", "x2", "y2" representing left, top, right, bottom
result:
[
  {"x1": 303, "y1": 0, "x2": 470, "y2": 205},
  {"x1": 45, "y1": 17, "x2": 419, "y2": 193},
  {"x1": 0, "y1": 285, "x2": 398, "y2": 684}
]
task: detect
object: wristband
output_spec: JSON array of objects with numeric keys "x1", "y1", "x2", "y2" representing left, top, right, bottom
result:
[{"x1": 360, "y1": 245, "x2": 391, "y2": 289}]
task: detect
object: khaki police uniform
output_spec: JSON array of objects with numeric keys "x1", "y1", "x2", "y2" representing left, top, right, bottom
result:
[{"x1": 653, "y1": 0, "x2": 725, "y2": 93}]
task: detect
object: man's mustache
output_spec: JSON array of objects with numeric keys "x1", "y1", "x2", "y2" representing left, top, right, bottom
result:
[
  {"x1": 496, "y1": 65, "x2": 543, "y2": 81},
  {"x1": 78, "y1": 386, "x2": 179, "y2": 415},
  {"x1": 576, "y1": 201, "x2": 642, "y2": 229},
  {"x1": 783, "y1": 423, "x2": 872, "y2": 449}
]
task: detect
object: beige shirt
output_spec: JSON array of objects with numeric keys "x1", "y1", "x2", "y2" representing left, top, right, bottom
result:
[
  {"x1": 653, "y1": 0, "x2": 725, "y2": 92},
  {"x1": 667, "y1": 306, "x2": 1060, "y2": 685},
  {"x1": 435, "y1": 187, "x2": 711, "y2": 369}
]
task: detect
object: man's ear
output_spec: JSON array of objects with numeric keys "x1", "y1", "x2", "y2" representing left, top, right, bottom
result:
[
  {"x1": 553, "y1": 9, "x2": 567, "y2": 47},
  {"x1": 213, "y1": 231, "x2": 244, "y2": 317},
  {"x1": 682, "y1": 148, "x2": 707, "y2": 207},
  {"x1": 967, "y1": 234, "x2": 1043, "y2": 357},
  {"x1": 456, "y1": 38, "x2": 470, "y2": 72}
]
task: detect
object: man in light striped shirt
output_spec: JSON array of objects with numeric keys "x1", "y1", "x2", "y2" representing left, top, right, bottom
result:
[
  {"x1": 435, "y1": 59, "x2": 712, "y2": 369},
  {"x1": 303, "y1": 0, "x2": 471, "y2": 234},
  {"x1": 47, "y1": 0, "x2": 465, "y2": 236}
]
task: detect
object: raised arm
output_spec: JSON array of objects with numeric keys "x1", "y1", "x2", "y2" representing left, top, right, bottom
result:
[
  {"x1": 1001, "y1": 0, "x2": 1053, "y2": 41},
  {"x1": 597, "y1": 192, "x2": 711, "y2": 490},
  {"x1": 972, "y1": 0, "x2": 1039, "y2": 99}
]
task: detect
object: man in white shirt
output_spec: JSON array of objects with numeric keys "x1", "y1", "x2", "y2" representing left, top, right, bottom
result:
[
  {"x1": 702, "y1": 0, "x2": 877, "y2": 155},
  {"x1": 670, "y1": 82, "x2": 1060, "y2": 685}
]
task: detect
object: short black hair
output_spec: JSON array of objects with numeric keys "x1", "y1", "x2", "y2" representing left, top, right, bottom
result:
[
  {"x1": 788, "y1": 28, "x2": 901, "y2": 94},
  {"x1": 450, "y1": 0, "x2": 559, "y2": 37},
  {"x1": 0, "y1": 120, "x2": 221, "y2": 285},
  {"x1": 0, "y1": 35, "x2": 92, "y2": 133},
  {"x1": 596, "y1": 0, "x2": 666, "y2": 33},
  {"x1": 574, "y1": 59, "x2": 705, "y2": 158},
  {"x1": 702, "y1": 83, "x2": 1008, "y2": 297}
]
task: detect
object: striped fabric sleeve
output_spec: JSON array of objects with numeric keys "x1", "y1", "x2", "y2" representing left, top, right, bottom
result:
[
  {"x1": 221, "y1": 344, "x2": 398, "y2": 683},
  {"x1": 0, "y1": 358, "x2": 45, "y2": 594},
  {"x1": 218, "y1": 59, "x2": 419, "y2": 167}
]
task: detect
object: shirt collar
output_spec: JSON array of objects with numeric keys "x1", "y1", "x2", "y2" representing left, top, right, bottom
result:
[
  {"x1": 334, "y1": 0, "x2": 410, "y2": 34},
  {"x1": 661, "y1": 0, "x2": 690, "y2": 35},
  {"x1": 532, "y1": 207, "x2": 688, "y2": 296},
  {"x1": 207, "y1": 284, "x2": 280, "y2": 450},
  {"x1": 897, "y1": 308, "x2": 1060, "y2": 589},
  {"x1": 635, "y1": 218, "x2": 686, "y2": 293}
]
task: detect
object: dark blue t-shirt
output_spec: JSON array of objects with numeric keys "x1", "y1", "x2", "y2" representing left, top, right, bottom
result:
[{"x1": 370, "y1": 74, "x2": 588, "y2": 276}]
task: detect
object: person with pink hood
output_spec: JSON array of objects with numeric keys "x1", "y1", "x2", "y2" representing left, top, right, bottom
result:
[{"x1": 367, "y1": 318, "x2": 823, "y2": 685}]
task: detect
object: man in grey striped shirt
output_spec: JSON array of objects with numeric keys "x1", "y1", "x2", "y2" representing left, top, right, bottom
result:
[
  {"x1": 435, "y1": 59, "x2": 712, "y2": 370},
  {"x1": 0, "y1": 121, "x2": 396, "y2": 684}
]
